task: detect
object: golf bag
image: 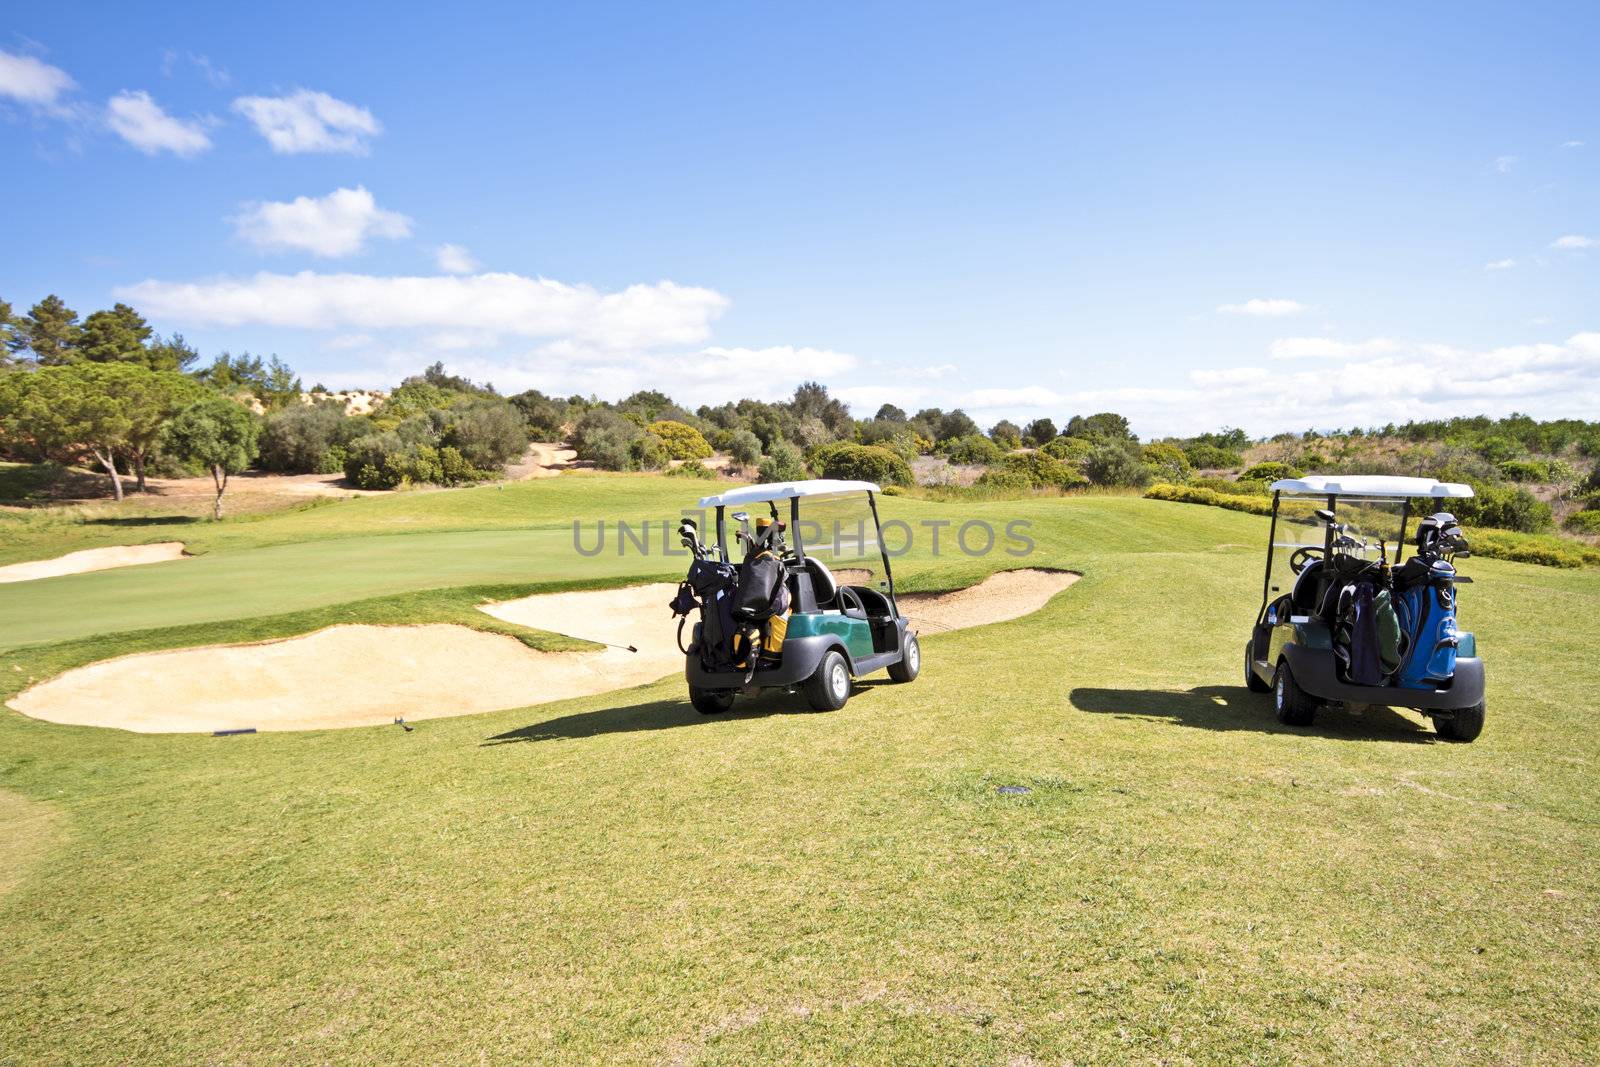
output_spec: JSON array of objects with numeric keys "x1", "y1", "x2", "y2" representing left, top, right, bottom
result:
[
  {"x1": 1393, "y1": 557, "x2": 1460, "y2": 689},
  {"x1": 670, "y1": 558, "x2": 743, "y2": 672},
  {"x1": 1331, "y1": 573, "x2": 1403, "y2": 686}
]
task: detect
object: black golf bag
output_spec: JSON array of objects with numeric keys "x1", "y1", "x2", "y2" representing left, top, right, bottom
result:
[{"x1": 670, "y1": 559, "x2": 743, "y2": 672}]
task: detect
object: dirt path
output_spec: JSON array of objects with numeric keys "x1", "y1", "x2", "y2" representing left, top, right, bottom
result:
[
  {"x1": 506, "y1": 443, "x2": 582, "y2": 480},
  {"x1": 7, "y1": 570, "x2": 1077, "y2": 733},
  {"x1": 0, "y1": 543, "x2": 188, "y2": 584}
]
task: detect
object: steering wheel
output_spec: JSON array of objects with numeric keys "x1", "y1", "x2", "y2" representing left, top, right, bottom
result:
[
  {"x1": 1289, "y1": 546, "x2": 1324, "y2": 574},
  {"x1": 838, "y1": 586, "x2": 867, "y2": 617}
]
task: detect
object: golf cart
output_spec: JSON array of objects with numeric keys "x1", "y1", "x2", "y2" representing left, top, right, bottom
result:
[
  {"x1": 670, "y1": 479, "x2": 920, "y2": 713},
  {"x1": 1245, "y1": 475, "x2": 1487, "y2": 741}
]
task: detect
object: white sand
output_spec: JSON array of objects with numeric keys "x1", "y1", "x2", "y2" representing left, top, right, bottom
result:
[
  {"x1": 0, "y1": 543, "x2": 187, "y2": 585},
  {"x1": 7, "y1": 571, "x2": 1076, "y2": 733}
]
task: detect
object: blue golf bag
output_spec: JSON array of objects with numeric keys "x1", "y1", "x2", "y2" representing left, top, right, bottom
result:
[{"x1": 1394, "y1": 557, "x2": 1460, "y2": 689}]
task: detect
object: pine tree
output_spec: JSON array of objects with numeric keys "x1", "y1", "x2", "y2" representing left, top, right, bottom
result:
[
  {"x1": 0, "y1": 298, "x2": 17, "y2": 370},
  {"x1": 17, "y1": 295, "x2": 82, "y2": 365},
  {"x1": 79, "y1": 303, "x2": 154, "y2": 363}
]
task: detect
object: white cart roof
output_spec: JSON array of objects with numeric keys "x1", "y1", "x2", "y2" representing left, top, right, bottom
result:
[
  {"x1": 1270, "y1": 474, "x2": 1474, "y2": 499},
  {"x1": 698, "y1": 479, "x2": 881, "y2": 508}
]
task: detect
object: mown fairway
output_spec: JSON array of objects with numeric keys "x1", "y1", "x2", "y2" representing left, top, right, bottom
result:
[{"x1": 1, "y1": 475, "x2": 1596, "y2": 1064}]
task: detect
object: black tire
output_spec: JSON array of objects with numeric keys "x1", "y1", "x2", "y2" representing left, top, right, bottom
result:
[
  {"x1": 689, "y1": 686, "x2": 736, "y2": 715},
  {"x1": 1244, "y1": 640, "x2": 1271, "y2": 692},
  {"x1": 888, "y1": 632, "x2": 921, "y2": 683},
  {"x1": 803, "y1": 649, "x2": 852, "y2": 711},
  {"x1": 1272, "y1": 660, "x2": 1317, "y2": 727},
  {"x1": 1435, "y1": 701, "x2": 1485, "y2": 743}
]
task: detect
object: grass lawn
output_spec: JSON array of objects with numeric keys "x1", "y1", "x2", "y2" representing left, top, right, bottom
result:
[{"x1": 0, "y1": 479, "x2": 1595, "y2": 1064}]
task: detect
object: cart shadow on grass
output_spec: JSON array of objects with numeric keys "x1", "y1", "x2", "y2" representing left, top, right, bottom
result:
[
  {"x1": 1069, "y1": 685, "x2": 1438, "y2": 744},
  {"x1": 482, "y1": 680, "x2": 896, "y2": 745}
]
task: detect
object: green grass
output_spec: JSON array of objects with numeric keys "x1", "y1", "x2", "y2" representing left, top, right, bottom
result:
[{"x1": 0, "y1": 478, "x2": 1596, "y2": 1064}]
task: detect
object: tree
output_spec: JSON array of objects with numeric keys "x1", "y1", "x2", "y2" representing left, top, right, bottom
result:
[
  {"x1": 113, "y1": 366, "x2": 204, "y2": 491},
  {"x1": 648, "y1": 419, "x2": 713, "y2": 461},
  {"x1": 261, "y1": 356, "x2": 302, "y2": 408},
  {"x1": 0, "y1": 364, "x2": 134, "y2": 498},
  {"x1": 790, "y1": 381, "x2": 852, "y2": 437},
  {"x1": 0, "y1": 298, "x2": 16, "y2": 370},
  {"x1": 443, "y1": 399, "x2": 528, "y2": 469},
  {"x1": 79, "y1": 303, "x2": 153, "y2": 363},
  {"x1": 13, "y1": 295, "x2": 81, "y2": 365},
  {"x1": 145, "y1": 332, "x2": 201, "y2": 373},
  {"x1": 728, "y1": 429, "x2": 762, "y2": 466},
  {"x1": 757, "y1": 440, "x2": 806, "y2": 482},
  {"x1": 1022, "y1": 418, "x2": 1057, "y2": 447},
  {"x1": 1066, "y1": 412, "x2": 1135, "y2": 442},
  {"x1": 874, "y1": 403, "x2": 908, "y2": 423},
  {"x1": 163, "y1": 397, "x2": 261, "y2": 519},
  {"x1": 988, "y1": 420, "x2": 1022, "y2": 449}
]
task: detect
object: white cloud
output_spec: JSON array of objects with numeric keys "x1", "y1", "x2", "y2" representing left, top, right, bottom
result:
[
  {"x1": 1562, "y1": 140, "x2": 1585, "y2": 149},
  {"x1": 116, "y1": 270, "x2": 730, "y2": 351},
  {"x1": 233, "y1": 187, "x2": 412, "y2": 258},
  {"x1": 233, "y1": 89, "x2": 380, "y2": 154},
  {"x1": 1493, "y1": 155, "x2": 1517, "y2": 173},
  {"x1": 106, "y1": 90, "x2": 211, "y2": 157},
  {"x1": 1483, "y1": 258, "x2": 1517, "y2": 271},
  {"x1": 435, "y1": 243, "x2": 480, "y2": 274},
  {"x1": 0, "y1": 50, "x2": 74, "y2": 106},
  {"x1": 1217, "y1": 298, "x2": 1307, "y2": 317},
  {"x1": 1268, "y1": 336, "x2": 1400, "y2": 361},
  {"x1": 962, "y1": 386, "x2": 1064, "y2": 409},
  {"x1": 833, "y1": 384, "x2": 933, "y2": 412},
  {"x1": 1552, "y1": 234, "x2": 1595, "y2": 250}
]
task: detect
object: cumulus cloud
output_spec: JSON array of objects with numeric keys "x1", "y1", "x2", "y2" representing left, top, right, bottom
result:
[
  {"x1": 1217, "y1": 298, "x2": 1307, "y2": 317},
  {"x1": 115, "y1": 270, "x2": 730, "y2": 351},
  {"x1": 435, "y1": 243, "x2": 480, "y2": 274},
  {"x1": 1493, "y1": 154, "x2": 1517, "y2": 173},
  {"x1": 233, "y1": 187, "x2": 412, "y2": 258},
  {"x1": 963, "y1": 386, "x2": 1064, "y2": 409},
  {"x1": 1483, "y1": 258, "x2": 1517, "y2": 271},
  {"x1": 105, "y1": 90, "x2": 211, "y2": 156},
  {"x1": 1552, "y1": 234, "x2": 1595, "y2": 250},
  {"x1": 233, "y1": 89, "x2": 381, "y2": 154},
  {"x1": 0, "y1": 50, "x2": 75, "y2": 107}
]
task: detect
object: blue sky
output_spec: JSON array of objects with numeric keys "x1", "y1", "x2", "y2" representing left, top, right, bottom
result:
[{"x1": 2, "y1": 1, "x2": 1595, "y2": 435}]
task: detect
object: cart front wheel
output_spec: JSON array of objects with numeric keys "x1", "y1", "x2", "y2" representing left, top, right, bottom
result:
[
  {"x1": 1244, "y1": 640, "x2": 1271, "y2": 692},
  {"x1": 888, "y1": 632, "x2": 921, "y2": 683},
  {"x1": 1434, "y1": 701, "x2": 1485, "y2": 743},
  {"x1": 804, "y1": 650, "x2": 852, "y2": 711},
  {"x1": 1273, "y1": 660, "x2": 1317, "y2": 727},
  {"x1": 689, "y1": 686, "x2": 736, "y2": 715}
]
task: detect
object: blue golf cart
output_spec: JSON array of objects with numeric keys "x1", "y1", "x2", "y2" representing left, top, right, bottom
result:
[{"x1": 1245, "y1": 475, "x2": 1487, "y2": 741}]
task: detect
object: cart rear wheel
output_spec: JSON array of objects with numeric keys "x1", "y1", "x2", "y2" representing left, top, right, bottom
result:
[
  {"x1": 1244, "y1": 640, "x2": 1270, "y2": 692},
  {"x1": 1272, "y1": 660, "x2": 1317, "y2": 727},
  {"x1": 689, "y1": 686, "x2": 736, "y2": 715},
  {"x1": 1434, "y1": 701, "x2": 1485, "y2": 743},
  {"x1": 804, "y1": 649, "x2": 852, "y2": 711},
  {"x1": 888, "y1": 632, "x2": 921, "y2": 683}
]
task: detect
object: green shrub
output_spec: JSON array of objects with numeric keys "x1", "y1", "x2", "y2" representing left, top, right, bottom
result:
[
  {"x1": 1454, "y1": 482, "x2": 1551, "y2": 533},
  {"x1": 1563, "y1": 510, "x2": 1600, "y2": 536},
  {"x1": 628, "y1": 433, "x2": 669, "y2": 471},
  {"x1": 665, "y1": 460, "x2": 717, "y2": 479},
  {"x1": 758, "y1": 441, "x2": 806, "y2": 482},
  {"x1": 1498, "y1": 459, "x2": 1549, "y2": 483},
  {"x1": 1239, "y1": 461, "x2": 1301, "y2": 482},
  {"x1": 977, "y1": 451, "x2": 1088, "y2": 490},
  {"x1": 1084, "y1": 441, "x2": 1151, "y2": 487},
  {"x1": 810, "y1": 442, "x2": 913, "y2": 487},
  {"x1": 1144, "y1": 482, "x2": 1274, "y2": 516},
  {"x1": 569, "y1": 409, "x2": 643, "y2": 471},
  {"x1": 1142, "y1": 442, "x2": 1191, "y2": 483},
  {"x1": 1474, "y1": 435, "x2": 1520, "y2": 464},
  {"x1": 648, "y1": 419, "x2": 713, "y2": 461},
  {"x1": 728, "y1": 429, "x2": 762, "y2": 466},
  {"x1": 1469, "y1": 528, "x2": 1600, "y2": 568},
  {"x1": 258, "y1": 404, "x2": 346, "y2": 473},
  {"x1": 940, "y1": 434, "x2": 1003, "y2": 465},
  {"x1": 1022, "y1": 418, "x2": 1058, "y2": 447},
  {"x1": 1184, "y1": 443, "x2": 1243, "y2": 469},
  {"x1": 988, "y1": 420, "x2": 1022, "y2": 450},
  {"x1": 317, "y1": 445, "x2": 347, "y2": 475},
  {"x1": 441, "y1": 400, "x2": 528, "y2": 470},
  {"x1": 1041, "y1": 436, "x2": 1093, "y2": 465}
]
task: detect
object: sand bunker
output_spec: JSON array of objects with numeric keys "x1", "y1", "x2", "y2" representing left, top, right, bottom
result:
[
  {"x1": 0, "y1": 543, "x2": 186, "y2": 584},
  {"x1": 7, "y1": 570, "x2": 1076, "y2": 733},
  {"x1": 897, "y1": 568, "x2": 1079, "y2": 632}
]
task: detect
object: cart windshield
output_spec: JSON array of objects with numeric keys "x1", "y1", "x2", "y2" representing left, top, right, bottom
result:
[
  {"x1": 795, "y1": 494, "x2": 885, "y2": 579},
  {"x1": 1330, "y1": 497, "x2": 1408, "y2": 562},
  {"x1": 1269, "y1": 495, "x2": 1328, "y2": 593}
]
